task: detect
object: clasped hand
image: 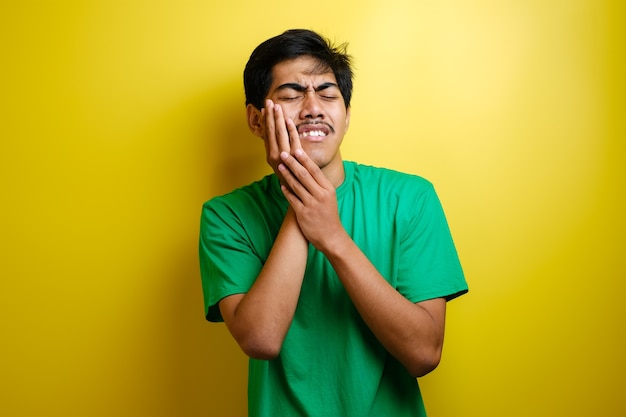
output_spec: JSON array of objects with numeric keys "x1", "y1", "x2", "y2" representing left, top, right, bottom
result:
[{"x1": 261, "y1": 99, "x2": 343, "y2": 250}]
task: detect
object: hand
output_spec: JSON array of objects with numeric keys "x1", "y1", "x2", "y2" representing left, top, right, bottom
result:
[
  {"x1": 261, "y1": 99, "x2": 302, "y2": 184},
  {"x1": 278, "y1": 149, "x2": 345, "y2": 250}
]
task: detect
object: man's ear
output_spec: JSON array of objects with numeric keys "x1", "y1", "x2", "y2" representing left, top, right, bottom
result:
[
  {"x1": 345, "y1": 107, "x2": 351, "y2": 131},
  {"x1": 246, "y1": 104, "x2": 264, "y2": 138}
]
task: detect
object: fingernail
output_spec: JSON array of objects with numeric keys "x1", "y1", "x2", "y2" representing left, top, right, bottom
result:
[
  {"x1": 295, "y1": 149, "x2": 303, "y2": 157},
  {"x1": 280, "y1": 151, "x2": 289, "y2": 160}
]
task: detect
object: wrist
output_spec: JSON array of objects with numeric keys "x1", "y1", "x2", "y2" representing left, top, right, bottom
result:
[
  {"x1": 282, "y1": 207, "x2": 305, "y2": 236},
  {"x1": 315, "y1": 227, "x2": 351, "y2": 257}
]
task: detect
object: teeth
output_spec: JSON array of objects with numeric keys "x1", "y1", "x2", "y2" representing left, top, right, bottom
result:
[{"x1": 300, "y1": 130, "x2": 327, "y2": 138}]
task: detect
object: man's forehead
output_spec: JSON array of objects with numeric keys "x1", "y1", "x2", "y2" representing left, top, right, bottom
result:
[{"x1": 271, "y1": 56, "x2": 336, "y2": 85}]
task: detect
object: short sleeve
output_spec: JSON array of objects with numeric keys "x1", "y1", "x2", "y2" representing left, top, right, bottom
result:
[
  {"x1": 396, "y1": 183, "x2": 468, "y2": 303},
  {"x1": 199, "y1": 200, "x2": 264, "y2": 322}
]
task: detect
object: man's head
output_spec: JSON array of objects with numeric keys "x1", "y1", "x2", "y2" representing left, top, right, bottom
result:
[{"x1": 244, "y1": 29, "x2": 353, "y2": 110}]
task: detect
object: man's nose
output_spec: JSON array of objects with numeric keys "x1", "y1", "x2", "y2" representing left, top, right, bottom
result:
[{"x1": 299, "y1": 92, "x2": 324, "y2": 119}]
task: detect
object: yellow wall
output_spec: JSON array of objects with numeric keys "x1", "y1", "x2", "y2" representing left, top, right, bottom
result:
[{"x1": 1, "y1": 1, "x2": 624, "y2": 416}]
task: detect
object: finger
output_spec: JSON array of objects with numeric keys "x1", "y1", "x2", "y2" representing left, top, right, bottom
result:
[
  {"x1": 280, "y1": 183, "x2": 304, "y2": 210},
  {"x1": 273, "y1": 104, "x2": 290, "y2": 153},
  {"x1": 292, "y1": 149, "x2": 332, "y2": 190},
  {"x1": 286, "y1": 118, "x2": 302, "y2": 153},
  {"x1": 278, "y1": 162, "x2": 308, "y2": 202},
  {"x1": 279, "y1": 151, "x2": 318, "y2": 196},
  {"x1": 264, "y1": 100, "x2": 278, "y2": 156}
]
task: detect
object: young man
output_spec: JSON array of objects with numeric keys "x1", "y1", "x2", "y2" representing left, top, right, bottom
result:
[{"x1": 199, "y1": 29, "x2": 468, "y2": 417}]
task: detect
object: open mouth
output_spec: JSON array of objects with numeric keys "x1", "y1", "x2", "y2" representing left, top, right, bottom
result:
[
  {"x1": 300, "y1": 130, "x2": 327, "y2": 138},
  {"x1": 297, "y1": 123, "x2": 333, "y2": 139}
]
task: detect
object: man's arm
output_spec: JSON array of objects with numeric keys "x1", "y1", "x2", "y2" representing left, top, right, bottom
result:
[
  {"x1": 278, "y1": 149, "x2": 446, "y2": 377},
  {"x1": 220, "y1": 101, "x2": 308, "y2": 360},
  {"x1": 322, "y1": 236, "x2": 446, "y2": 377},
  {"x1": 219, "y1": 208, "x2": 307, "y2": 359}
]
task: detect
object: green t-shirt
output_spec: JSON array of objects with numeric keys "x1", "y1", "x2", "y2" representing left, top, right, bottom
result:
[{"x1": 199, "y1": 161, "x2": 468, "y2": 417}]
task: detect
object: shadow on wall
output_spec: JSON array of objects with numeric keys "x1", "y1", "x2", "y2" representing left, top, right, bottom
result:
[
  {"x1": 172, "y1": 78, "x2": 267, "y2": 415},
  {"x1": 203, "y1": 79, "x2": 270, "y2": 197}
]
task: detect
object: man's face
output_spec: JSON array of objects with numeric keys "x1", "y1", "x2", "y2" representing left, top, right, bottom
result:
[{"x1": 265, "y1": 55, "x2": 351, "y2": 171}]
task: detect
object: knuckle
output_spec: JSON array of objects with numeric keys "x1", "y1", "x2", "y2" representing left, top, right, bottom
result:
[{"x1": 296, "y1": 167, "x2": 310, "y2": 179}]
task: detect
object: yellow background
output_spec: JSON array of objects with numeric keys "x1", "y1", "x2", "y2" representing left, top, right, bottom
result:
[{"x1": 1, "y1": 1, "x2": 624, "y2": 416}]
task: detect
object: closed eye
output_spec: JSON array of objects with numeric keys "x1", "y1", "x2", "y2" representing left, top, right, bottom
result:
[
  {"x1": 275, "y1": 82, "x2": 341, "y2": 103},
  {"x1": 278, "y1": 95, "x2": 303, "y2": 102},
  {"x1": 316, "y1": 83, "x2": 341, "y2": 101}
]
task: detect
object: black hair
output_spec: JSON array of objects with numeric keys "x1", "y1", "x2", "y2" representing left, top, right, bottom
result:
[{"x1": 243, "y1": 29, "x2": 353, "y2": 110}]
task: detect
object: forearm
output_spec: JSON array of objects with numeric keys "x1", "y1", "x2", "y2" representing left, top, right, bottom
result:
[
  {"x1": 322, "y1": 232, "x2": 446, "y2": 377},
  {"x1": 221, "y1": 209, "x2": 308, "y2": 359},
  {"x1": 275, "y1": 148, "x2": 446, "y2": 375}
]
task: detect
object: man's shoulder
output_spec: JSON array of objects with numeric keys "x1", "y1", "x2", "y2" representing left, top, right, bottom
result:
[
  {"x1": 348, "y1": 161, "x2": 434, "y2": 192},
  {"x1": 202, "y1": 174, "x2": 278, "y2": 211}
]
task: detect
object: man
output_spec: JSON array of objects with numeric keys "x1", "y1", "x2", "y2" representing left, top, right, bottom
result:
[{"x1": 199, "y1": 29, "x2": 468, "y2": 417}]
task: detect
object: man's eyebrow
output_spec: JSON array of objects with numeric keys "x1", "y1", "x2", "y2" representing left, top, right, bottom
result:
[
  {"x1": 315, "y1": 82, "x2": 339, "y2": 91},
  {"x1": 275, "y1": 82, "x2": 339, "y2": 92}
]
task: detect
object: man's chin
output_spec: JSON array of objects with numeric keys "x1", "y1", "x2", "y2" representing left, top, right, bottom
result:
[{"x1": 301, "y1": 149, "x2": 326, "y2": 168}]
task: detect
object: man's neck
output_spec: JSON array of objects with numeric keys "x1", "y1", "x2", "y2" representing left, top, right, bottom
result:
[{"x1": 322, "y1": 158, "x2": 346, "y2": 189}]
